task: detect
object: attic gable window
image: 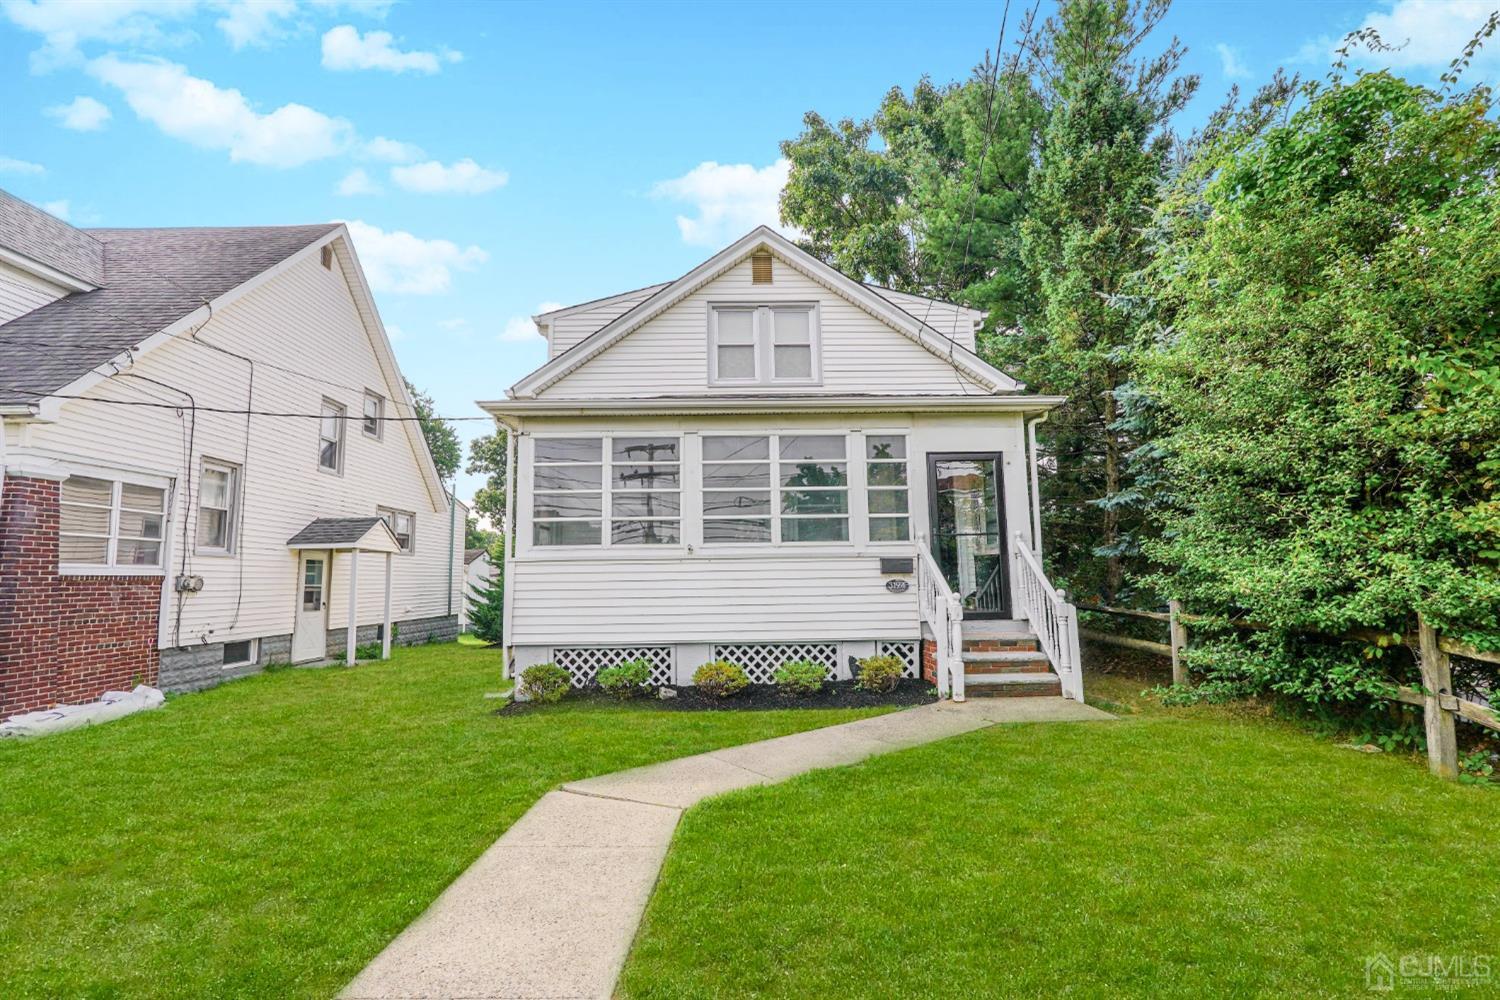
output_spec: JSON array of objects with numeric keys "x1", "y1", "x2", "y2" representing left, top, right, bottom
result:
[{"x1": 708, "y1": 304, "x2": 819, "y2": 386}]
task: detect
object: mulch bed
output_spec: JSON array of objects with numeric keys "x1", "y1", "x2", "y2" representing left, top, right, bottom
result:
[{"x1": 497, "y1": 678, "x2": 937, "y2": 714}]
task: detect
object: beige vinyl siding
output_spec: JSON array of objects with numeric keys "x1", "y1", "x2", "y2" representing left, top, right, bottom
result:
[
  {"x1": 546, "y1": 283, "x2": 669, "y2": 358},
  {"x1": 17, "y1": 248, "x2": 461, "y2": 650},
  {"x1": 509, "y1": 556, "x2": 916, "y2": 644},
  {"x1": 539, "y1": 258, "x2": 989, "y2": 398},
  {"x1": 0, "y1": 259, "x2": 68, "y2": 325}
]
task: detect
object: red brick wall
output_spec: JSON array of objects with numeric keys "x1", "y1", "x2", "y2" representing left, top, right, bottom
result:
[
  {"x1": 0, "y1": 476, "x2": 162, "y2": 717},
  {"x1": 920, "y1": 638, "x2": 936, "y2": 685}
]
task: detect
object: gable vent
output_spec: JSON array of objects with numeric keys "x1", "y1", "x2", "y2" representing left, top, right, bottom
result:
[{"x1": 751, "y1": 250, "x2": 773, "y2": 284}]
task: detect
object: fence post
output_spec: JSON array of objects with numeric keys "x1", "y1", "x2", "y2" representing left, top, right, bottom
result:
[
  {"x1": 1168, "y1": 599, "x2": 1188, "y2": 687},
  {"x1": 1418, "y1": 614, "x2": 1458, "y2": 780}
]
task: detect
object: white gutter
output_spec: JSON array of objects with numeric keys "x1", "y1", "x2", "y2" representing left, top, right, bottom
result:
[
  {"x1": 480, "y1": 394, "x2": 1067, "y2": 419},
  {"x1": 1026, "y1": 411, "x2": 1049, "y2": 558}
]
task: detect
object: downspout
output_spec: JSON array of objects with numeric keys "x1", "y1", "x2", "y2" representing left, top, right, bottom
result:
[
  {"x1": 1026, "y1": 411, "x2": 1048, "y2": 559},
  {"x1": 501, "y1": 423, "x2": 518, "y2": 677},
  {"x1": 446, "y1": 483, "x2": 456, "y2": 619}
]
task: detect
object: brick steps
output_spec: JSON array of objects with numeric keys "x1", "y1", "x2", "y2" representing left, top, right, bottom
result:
[
  {"x1": 962, "y1": 650, "x2": 1052, "y2": 674},
  {"x1": 959, "y1": 626, "x2": 1056, "y2": 697},
  {"x1": 964, "y1": 672, "x2": 1063, "y2": 698}
]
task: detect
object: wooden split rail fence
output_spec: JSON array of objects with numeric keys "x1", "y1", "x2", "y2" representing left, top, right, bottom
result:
[{"x1": 1078, "y1": 602, "x2": 1500, "y2": 781}]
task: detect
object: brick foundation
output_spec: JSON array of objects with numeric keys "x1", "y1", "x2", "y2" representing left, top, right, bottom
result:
[
  {"x1": 920, "y1": 638, "x2": 937, "y2": 685},
  {"x1": 0, "y1": 476, "x2": 163, "y2": 717}
]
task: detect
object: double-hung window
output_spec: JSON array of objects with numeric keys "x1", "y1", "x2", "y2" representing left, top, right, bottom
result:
[
  {"x1": 362, "y1": 391, "x2": 384, "y2": 439},
  {"x1": 701, "y1": 434, "x2": 849, "y2": 544},
  {"x1": 378, "y1": 506, "x2": 415, "y2": 553},
  {"x1": 779, "y1": 435, "x2": 848, "y2": 542},
  {"x1": 532, "y1": 438, "x2": 603, "y2": 546},
  {"x1": 865, "y1": 435, "x2": 911, "y2": 541},
  {"x1": 59, "y1": 475, "x2": 167, "y2": 569},
  {"x1": 532, "y1": 436, "x2": 682, "y2": 546},
  {"x1": 709, "y1": 305, "x2": 818, "y2": 385},
  {"x1": 702, "y1": 436, "x2": 772, "y2": 543},
  {"x1": 197, "y1": 459, "x2": 239, "y2": 553},
  {"x1": 610, "y1": 437, "x2": 680, "y2": 544},
  {"x1": 318, "y1": 398, "x2": 345, "y2": 473}
]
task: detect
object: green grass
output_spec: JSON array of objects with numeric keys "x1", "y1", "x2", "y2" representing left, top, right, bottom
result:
[
  {"x1": 622, "y1": 702, "x2": 1500, "y2": 998},
  {"x1": 0, "y1": 642, "x2": 885, "y2": 999}
]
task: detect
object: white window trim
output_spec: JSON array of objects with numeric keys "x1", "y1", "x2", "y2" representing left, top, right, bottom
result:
[
  {"x1": 700, "y1": 432, "x2": 850, "y2": 547},
  {"x1": 222, "y1": 637, "x2": 259, "y2": 669},
  {"x1": 196, "y1": 458, "x2": 239, "y2": 556},
  {"x1": 58, "y1": 474, "x2": 170, "y2": 576},
  {"x1": 317, "y1": 398, "x2": 346, "y2": 476},
  {"x1": 362, "y1": 390, "x2": 385, "y2": 440},
  {"x1": 529, "y1": 434, "x2": 685, "y2": 549},
  {"x1": 864, "y1": 432, "x2": 912, "y2": 543},
  {"x1": 707, "y1": 302, "x2": 822, "y2": 387},
  {"x1": 378, "y1": 505, "x2": 417, "y2": 555}
]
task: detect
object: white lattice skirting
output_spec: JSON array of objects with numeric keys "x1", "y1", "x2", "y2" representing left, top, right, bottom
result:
[
  {"x1": 712, "y1": 643, "x2": 841, "y2": 683},
  {"x1": 552, "y1": 647, "x2": 673, "y2": 688},
  {"x1": 878, "y1": 640, "x2": 920, "y2": 679}
]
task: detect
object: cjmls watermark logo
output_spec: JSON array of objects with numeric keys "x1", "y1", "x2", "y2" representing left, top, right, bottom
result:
[{"x1": 1365, "y1": 953, "x2": 1493, "y2": 992}]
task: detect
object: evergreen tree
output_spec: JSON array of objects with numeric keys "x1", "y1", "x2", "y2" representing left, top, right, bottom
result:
[
  {"x1": 467, "y1": 549, "x2": 504, "y2": 645},
  {"x1": 404, "y1": 379, "x2": 461, "y2": 482}
]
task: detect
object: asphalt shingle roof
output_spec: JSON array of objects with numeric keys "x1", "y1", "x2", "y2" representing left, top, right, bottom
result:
[
  {"x1": 0, "y1": 214, "x2": 339, "y2": 406},
  {"x1": 286, "y1": 517, "x2": 387, "y2": 548},
  {"x1": 0, "y1": 189, "x2": 105, "y2": 286}
]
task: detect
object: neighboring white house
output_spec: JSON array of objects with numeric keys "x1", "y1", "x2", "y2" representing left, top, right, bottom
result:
[
  {"x1": 460, "y1": 546, "x2": 496, "y2": 632},
  {"x1": 481, "y1": 227, "x2": 1085, "y2": 701},
  {"x1": 0, "y1": 190, "x2": 464, "y2": 715}
]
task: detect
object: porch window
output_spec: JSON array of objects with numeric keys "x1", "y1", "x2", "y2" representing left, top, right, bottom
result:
[
  {"x1": 709, "y1": 305, "x2": 819, "y2": 385},
  {"x1": 197, "y1": 459, "x2": 239, "y2": 553},
  {"x1": 318, "y1": 398, "x2": 345, "y2": 473},
  {"x1": 779, "y1": 435, "x2": 848, "y2": 542},
  {"x1": 533, "y1": 437, "x2": 603, "y2": 545},
  {"x1": 378, "y1": 506, "x2": 415, "y2": 553},
  {"x1": 59, "y1": 475, "x2": 166, "y2": 569},
  {"x1": 865, "y1": 434, "x2": 910, "y2": 541},
  {"x1": 610, "y1": 437, "x2": 680, "y2": 544},
  {"x1": 702, "y1": 435, "x2": 772, "y2": 543}
]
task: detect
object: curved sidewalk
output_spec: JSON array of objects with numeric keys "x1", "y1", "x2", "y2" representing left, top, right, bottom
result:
[{"x1": 342, "y1": 697, "x2": 1113, "y2": 1000}]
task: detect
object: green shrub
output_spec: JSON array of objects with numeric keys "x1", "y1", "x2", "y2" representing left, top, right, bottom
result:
[
  {"x1": 598, "y1": 658, "x2": 653, "y2": 699},
  {"x1": 693, "y1": 660, "x2": 749, "y2": 699},
  {"x1": 774, "y1": 659, "x2": 825, "y2": 697},
  {"x1": 855, "y1": 655, "x2": 904, "y2": 693},
  {"x1": 354, "y1": 641, "x2": 382, "y2": 660},
  {"x1": 520, "y1": 663, "x2": 570, "y2": 704}
]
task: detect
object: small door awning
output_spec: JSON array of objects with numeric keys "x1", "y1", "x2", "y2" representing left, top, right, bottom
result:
[{"x1": 286, "y1": 516, "x2": 402, "y2": 554}]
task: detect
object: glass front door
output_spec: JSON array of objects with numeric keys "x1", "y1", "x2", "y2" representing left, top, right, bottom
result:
[{"x1": 929, "y1": 454, "x2": 1009, "y2": 616}]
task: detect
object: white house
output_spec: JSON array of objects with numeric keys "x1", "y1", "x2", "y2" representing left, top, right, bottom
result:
[
  {"x1": 460, "y1": 546, "x2": 496, "y2": 632},
  {"x1": 481, "y1": 228, "x2": 1084, "y2": 701},
  {"x1": 0, "y1": 190, "x2": 464, "y2": 716}
]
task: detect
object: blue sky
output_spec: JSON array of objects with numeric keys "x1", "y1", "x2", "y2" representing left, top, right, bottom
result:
[{"x1": 2, "y1": 0, "x2": 1495, "y2": 506}]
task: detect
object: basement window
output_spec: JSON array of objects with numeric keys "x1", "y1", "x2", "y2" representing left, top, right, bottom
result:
[{"x1": 222, "y1": 639, "x2": 258, "y2": 669}]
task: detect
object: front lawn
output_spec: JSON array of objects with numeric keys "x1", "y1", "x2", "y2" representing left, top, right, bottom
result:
[
  {"x1": 622, "y1": 700, "x2": 1500, "y2": 998},
  {"x1": 0, "y1": 642, "x2": 885, "y2": 999}
]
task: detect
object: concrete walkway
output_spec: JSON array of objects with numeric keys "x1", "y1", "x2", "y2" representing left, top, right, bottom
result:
[{"x1": 342, "y1": 697, "x2": 1113, "y2": 1000}]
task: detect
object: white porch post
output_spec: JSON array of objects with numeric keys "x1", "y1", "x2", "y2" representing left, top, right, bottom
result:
[
  {"x1": 346, "y1": 548, "x2": 360, "y2": 665},
  {"x1": 382, "y1": 551, "x2": 393, "y2": 660}
]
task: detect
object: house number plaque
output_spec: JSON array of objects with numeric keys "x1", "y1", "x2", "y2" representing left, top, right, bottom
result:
[{"x1": 885, "y1": 579, "x2": 910, "y2": 594}]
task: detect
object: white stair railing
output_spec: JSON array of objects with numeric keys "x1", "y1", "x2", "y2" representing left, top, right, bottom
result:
[
  {"x1": 1014, "y1": 533, "x2": 1085, "y2": 702},
  {"x1": 916, "y1": 535, "x2": 965, "y2": 702}
]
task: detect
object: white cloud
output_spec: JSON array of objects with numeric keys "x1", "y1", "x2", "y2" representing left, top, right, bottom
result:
[
  {"x1": 390, "y1": 158, "x2": 508, "y2": 195},
  {"x1": 362, "y1": 135, "x2": 424, "y2": 163},
  {"x1": 500, "y1": 302, "x2": 565, "y2": 343},
  {"x1": 215, "y1": 0, "x2": 298, "y2": 49},
  {"x1": 341, "y1": 219, "x2": 486, "y2": 294},
  {"x1": 1, "y1": 0, "x2": 199, "y2": 71},
  {"x1": 45, "y1": 95, "x2": 112, "y2": 130},
  {"x1": 320, "y1": 24, "x2": 459, "y2": 74},
  {"x1": 88, "y1": 54, "x2": 352, "y2": 168},
  {"x1": 42, "y1": 198, "x2": 69, "y2": 219},
  {"x1": 1292, "y1": 1, "x2": 1500, "y2": 75},
  {"x1": 335, "y1": 167, "x2": 381, "y2": 196},
  {"x1": 0, "y1": 155, "x2": 45, "y2": 174},
  {"x1": 1215, "y1": 43, "x2": 1251, "y2": 80},
  {"x1": 651, "y1": 159, "x2": 792, "y2": 247}
]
